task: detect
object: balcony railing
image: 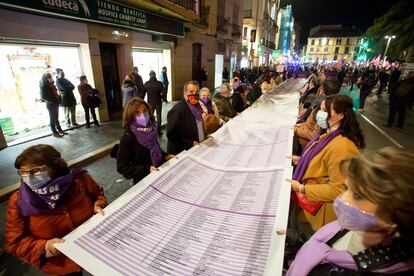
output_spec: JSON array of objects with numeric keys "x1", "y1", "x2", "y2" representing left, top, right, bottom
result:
[
  {"x1": 166, "y1": 0, "x2": 197, "y2": 13},
  {"x1": 244, "y1": 10, "x2": 252, "y2": 18},
  {"x1": 194, "y1": 3, "x2": 209, "y2": 27},
  {"x1": 231, "y1": 24, "x2": 241, "y2": 37}
]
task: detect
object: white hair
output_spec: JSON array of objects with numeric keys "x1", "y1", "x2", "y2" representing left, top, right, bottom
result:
[{"x1": 219, "y1": 83, "x2": 230, "y2": 94}]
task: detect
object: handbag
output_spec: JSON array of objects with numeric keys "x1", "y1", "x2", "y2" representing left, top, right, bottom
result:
[
  {"x1": 86, "y1": 89, "x2": 101, "y2": 108},
  {"x1": 292, "y1": 178, "x2": 323, "y2": 216},
  {"x1": 203, "y1": 113, "x2": 220, "y2": 135}
]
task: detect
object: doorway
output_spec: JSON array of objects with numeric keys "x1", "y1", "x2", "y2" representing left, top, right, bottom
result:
[
  {"x1": 192, "y1": 43, "x2": 202, "y2": 84},
  {"x1": 214, "y1": 54, "x2": 223, "y2": 89},
  {"x1": 99, "y1": 43, "x2": 122, "y2": 116}
]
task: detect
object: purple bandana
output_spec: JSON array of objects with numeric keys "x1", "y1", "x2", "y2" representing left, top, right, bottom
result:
[
  {"x1": 200, "y1": 98, "x2": 214, "y2": 114},
  {"x1": 186, "y1": 101, "x2": 203, "y2": 121},
  {"x1": 129, "y1": 120, "x2": 164, "y2": 167},
  {"x1": 293, "y1": 128, "x2": 340, "y2": 182},
  {"x1": 17, "y1": 168, "x2": 87, "y2": 216}
]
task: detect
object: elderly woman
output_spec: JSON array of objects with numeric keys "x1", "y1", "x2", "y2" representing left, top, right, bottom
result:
[
  {"x1": 288, "y1": 94, "x2": 365, "y2": 237},
  {"x1": 117, "y1": 97, "x2": 174, "y2": 184},
  {"x1": 287, "y1": 147, "x2": 414, "y2": 275},
  {"x1": 214, "y1": 83, "x2": 237, "y2": 122},
  {"x1": 199, "y1": 87, "x2": 221, "y2": 135},
  {"x1": 6, "y1": 144, "x2": 107, "y2": 275}
]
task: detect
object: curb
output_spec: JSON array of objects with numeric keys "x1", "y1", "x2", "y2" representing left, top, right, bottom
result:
[{"x1": 0, "y1": 140, "x2": 119, "y2": 203}]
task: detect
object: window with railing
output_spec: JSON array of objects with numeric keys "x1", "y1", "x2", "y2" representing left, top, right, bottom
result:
[
  {"x1": 194, "y1": 0, "x2": 209, "y2": 26},
  {"x1": 165, "y1": 0, "x2": 198, "y2": 14}
]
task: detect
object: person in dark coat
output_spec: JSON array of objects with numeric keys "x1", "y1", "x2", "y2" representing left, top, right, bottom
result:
[
  {"x1": 159, "y1": 66, "x2": 169, "y2": 103},
  {"x1": 77, "y1": 75, "x2": 100, "y2": 128},
  {"x1": 337, "y1": 68, "x2": 346, "y2": 87},
  {"x1": 200, "y1": 66, "x2": 208, "y2": 88},
  {"x1": 117, "y1": 98, "x2": 174, "y2": 184},
  {"x1": 144, "y1": 71, "x2": 165, "y2": 135},
  {"x1": 122, "y1": 74, "x2": 138, "y2": 108},
  {"x1": 349, "y1": 67, "x2": 359, "y2": 91},
  {"x1": 222, "y1": 67, "x2": 229, "y2": 83},
  {"x1": 39, "y1": 73, "x2": 65, "y2": 137},
  {"x1": 131, "y1": 67, "x2": 146, "y2": 99},
  {"x1": 357, "y1": 72, "x2": 377, "y2": 112},
  {"x1": 388, "y1": 66, "x2": 402, "y2": 92},
  {"x1": 55, "y1": 68, "x2": 78, "y2": 128},
  {"x1": 214, "y1": 83, "x2": 237, "y2": 122},
  {"x1": 377, "y1": 69, "x2": 389, "y2": 97},
  {"x1": 246, "y1": 82, "x2": 262, "y2": 106},
  {"x1": 167, "y1": 80, "x2": 205, "y2": 154},
  {"x1": 231, "y1": 85, "x2": 246, "y2": 113},
  {"x1": 384, "y1": 72, "x2": 414, "y2": 128}
]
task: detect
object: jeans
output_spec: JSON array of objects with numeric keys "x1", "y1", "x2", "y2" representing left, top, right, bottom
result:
[
  {"x1": 82, "y1": 103, "x2": 98, "y2": 125},
  {"x1": 359, "y1": 90, "x2": 370, "y2": 109},
  {"x1": 46, "y1": 102, "x2": 62, "y2": 133},
  {"x1": 64, "y1": 105, "x2": 77, "y2": 126}
]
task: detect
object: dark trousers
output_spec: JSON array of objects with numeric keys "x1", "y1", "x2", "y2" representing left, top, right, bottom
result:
[
  {"x1": 377, "y1": 81, "x2": 387, "y2": 96},
  {"x1": 350, "y1": 81, "x2": 355, "y2": 91},
  {"x1": 151, "y1": 102, "x2": 162, "y2": 133},
  {"x1": 388, "y1": 97, "x2": 407, "y2": 127},
  {"x1": 359, "y1": 90, "x2": 370, "y2": 109},
  {"x1": 46, "y1": 102, "x2": 62, "y2": 133},
  {"x1": 82, "y1": 103, "x2": 98, "y2": 126},
  {"x1": 163, "y1": 84, "x2": 169, "y2": 102}
]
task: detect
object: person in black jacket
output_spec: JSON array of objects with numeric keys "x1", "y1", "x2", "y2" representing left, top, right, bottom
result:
[
  {"x1": 55, "y1": 68, "x2": 78, "y2": 128},
  {"x1": 167, "y1": 80, "x2": 205, "y2": 154},
  {"x1": 131, "y1": 67, "x2": 146, "y2": 99},
  {"x1": 144, "y1": 71, "x2": 165, "y2": 135},
  {"x1": 231, "y1": 85, "x2": 246, "y2": 113},
  {"x1": 117, "y1": 97, "x2": 174, "y2": 184},
  {"x1": 39, "y1": 73, "x2": 65, "y2": 137}
]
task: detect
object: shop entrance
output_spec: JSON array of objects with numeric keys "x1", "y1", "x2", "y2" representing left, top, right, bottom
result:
[
  {"x1": 99, "y1": 43, "x2": 122, "y2": 116},
  {"x1": 132, "y1": 48, "x2": 172, "y2": 101}
]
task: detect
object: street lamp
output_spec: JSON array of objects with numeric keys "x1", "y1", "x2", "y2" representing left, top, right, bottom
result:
[{"x1": 384, "y1": 35, "x2": 396, "y2": 59}]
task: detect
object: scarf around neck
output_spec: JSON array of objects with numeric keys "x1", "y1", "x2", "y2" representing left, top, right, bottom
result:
[
  {"x1": 17, "y1": 168, "x2": 86, "y2": 216},
  {"x1": 293, "y1": 128, "x2": 340, "y2": 182},
  {"x1": 129, "y1": 120, "x2": 163, "y2": 167},
  {"x1": 186, "y1": 100, "x2": 203, "y2": 121}
]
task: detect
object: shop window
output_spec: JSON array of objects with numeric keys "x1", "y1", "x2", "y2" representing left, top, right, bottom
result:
[
  {"x1": 336, "y1": 38, "x2": 342, "y2": 45},
  {"x1": 344, "y1": 47, "x2": 350, "y2": 54},
  {"x1": 0, "y1": 44, "x2": 83, "y2": 140}
]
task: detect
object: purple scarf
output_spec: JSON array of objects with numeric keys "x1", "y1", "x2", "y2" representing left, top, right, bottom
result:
[
  {"x1": 17, "y1": 168, "x2": 86, "y2": 216},
  {"x1": 186, "y1": 101, "x2": 203, "y2": 121},
  {"x1": 129, "y1": 120, "x2": 163, "y2": 167},
  {"x1": 287, "y1": 221, "x2": 414, "y2": 275},
  {"x1": 201, "y1": 98, "x2": 214, "y2": 114},
  {"x1": 293, "y1": 128, "x2": 340, "y2": 182}
]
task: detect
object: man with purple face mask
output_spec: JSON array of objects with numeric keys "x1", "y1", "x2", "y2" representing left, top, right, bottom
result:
[
  {"x1": 117, "y1": 98, "x2": 174, "y2": 184},
  {"x1": 286, "y1": 147, "x2": 414, "y2": 275}
]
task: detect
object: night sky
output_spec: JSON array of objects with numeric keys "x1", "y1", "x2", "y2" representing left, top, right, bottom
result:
[{"x1": 280, "y1": 0, "x2": 396, "y2": 45}]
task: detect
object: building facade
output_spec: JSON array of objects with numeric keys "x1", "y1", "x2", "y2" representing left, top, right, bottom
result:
[
  {"x1": 305, "y1": 25, "x2": 363, "y2": 62},
  {"x1": 277, "y1": 5, "x2": 294, "y2": 55},
  {"x1": 241, "y1": 0, "x2": 280, "y2": 68}
]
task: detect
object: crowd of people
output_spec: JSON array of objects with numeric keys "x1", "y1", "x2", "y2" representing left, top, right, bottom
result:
[{"x1": 5, "y1": 61, "x2": 414, "y2": 275}]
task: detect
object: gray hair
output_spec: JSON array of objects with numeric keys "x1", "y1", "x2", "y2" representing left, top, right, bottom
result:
[
  {"x1": 199, "y1": 87, "x2": 210, "y2": 95},
  {"x1": 183, "y1": 80, "x2": 199, "y2": 93},
  {"x1": 219, "y1": 83, "x2": 231, "y2": 94}
]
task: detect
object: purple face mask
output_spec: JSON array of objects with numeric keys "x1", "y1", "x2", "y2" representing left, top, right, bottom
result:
[
  {"x1": 333, "y1": 196, "x2": 381, "y2": 231},
  {"x1": 134, "y1": 113, "x2": 150, "y2": 127},
  {"x1": 200, "y1": 97, "x2": 210, "y2": 104}
]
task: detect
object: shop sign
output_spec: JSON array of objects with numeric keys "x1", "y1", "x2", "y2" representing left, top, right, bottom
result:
[
  {"x1": 272, "y1": 49, "x2": 281, "y2": 59},
  {"x1": 0, "y1": 117, "x2": 15, "y2": 136},
  {"x1": 0, "y1": 0, "x2": 184, "y2": 37}
]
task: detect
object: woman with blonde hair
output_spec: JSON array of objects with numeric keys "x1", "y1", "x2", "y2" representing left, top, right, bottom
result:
[{"x1": 287, "y1": 147, "x2": 414, "y2": 275}]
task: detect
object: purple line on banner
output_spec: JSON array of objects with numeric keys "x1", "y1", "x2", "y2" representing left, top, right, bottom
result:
[{"x1": 149, "y1": 184, "x2": 276, "y2": 218}]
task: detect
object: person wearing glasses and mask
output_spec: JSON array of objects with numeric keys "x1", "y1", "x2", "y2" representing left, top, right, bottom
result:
[
  {"x1": 167, "y1": 80, "x2": 205, "y2": 154},
  {"x1": 287, "y1": 95, "x2": 365, "y2": 245},
  {"x1": 117, "y1": 97, "x2": 174, "y2": 184},
  {"x1": 5, "y1": 144, "x2": 107, "y2": 275},
  {"x1": 287, "y1": 147, "x2": 414, "y2": 275}
]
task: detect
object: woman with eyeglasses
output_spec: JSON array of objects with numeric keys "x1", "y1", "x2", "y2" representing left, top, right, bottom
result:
[
  {"x1": 5, "y1": 144, "x2": 107, "y2": 275},
  {"x1": 39, "y1": 73, "x2": 65, "y2": 137},
  {"x1": 287, "y1": 147, "x2": 414, "y2": 275}
]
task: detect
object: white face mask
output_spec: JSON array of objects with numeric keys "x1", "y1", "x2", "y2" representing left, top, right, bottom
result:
[
  {"x1": 316, "y1": 110, "x2": 329, "y2": 129},
  {"x1": 23, "y1": 170, "x2": 51, "y2": 190}
]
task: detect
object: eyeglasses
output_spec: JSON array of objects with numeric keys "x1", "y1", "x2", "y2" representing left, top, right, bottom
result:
[{"x1": 17, "y1": 165, "x2": 48, "y2": 177}]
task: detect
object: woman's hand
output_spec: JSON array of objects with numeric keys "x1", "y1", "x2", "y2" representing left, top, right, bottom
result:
[
  {"x1": 165, "y1": 154, "x2": 176, "y2": 161},
  {"x1": 150, "y1": 166, "x2": 158, "y2": 173},
  {"x1": 288, "y1": 155, "x2": 300, "y2": 165},
  {"x1": 44, "y1": 238, "x2": 64, "y2": 258},
  {"x1": 94, "y1": 203, "x2": 105, "y2": 216},
  {"x1": 286, "y1": 179, "x2": 302, "y2": 192}
]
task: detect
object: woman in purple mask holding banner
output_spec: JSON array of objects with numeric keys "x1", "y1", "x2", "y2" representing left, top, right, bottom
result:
[
  {"x1": 287, "y1": 147, "x2": 414, "y2": 275},
  {"x1": 286, "y1": 95, "x2": 365, "y2": 241},
  {"x1": 6, "y1": 144, "x2": 107, "y2": 275},
  {"x1": 117, "y1": 97, "x2": 174, "y2": 184}
]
